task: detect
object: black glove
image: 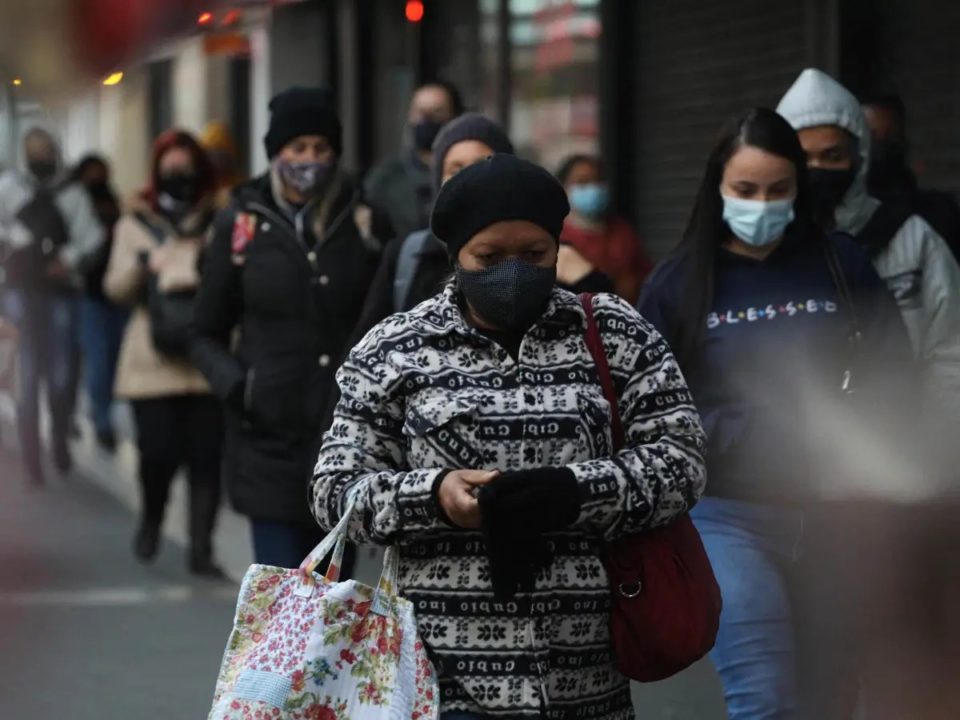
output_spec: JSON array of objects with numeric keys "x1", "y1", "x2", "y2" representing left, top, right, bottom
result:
[
  {"x1": 483, "y1": 467, "x2": 581, "y2": 532},
  {"x1": 477, "y1": 468, "x2": 581, "y2": 598}
]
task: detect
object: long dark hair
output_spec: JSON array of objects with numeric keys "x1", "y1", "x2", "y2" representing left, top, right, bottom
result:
[
  {"x1": 669, "y1": 107, "x2": 820, "y2": 371},
  {"x1": 555, "y1": 154, "x2": 601, "y2": 185},
  {"x1": 69, "y1": 154, "x2": 110, "y2": 185}
]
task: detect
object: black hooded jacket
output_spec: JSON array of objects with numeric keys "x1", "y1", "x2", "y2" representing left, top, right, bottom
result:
[{"x1": 190, "y1": 172, "x2": 382, "y2": 523}]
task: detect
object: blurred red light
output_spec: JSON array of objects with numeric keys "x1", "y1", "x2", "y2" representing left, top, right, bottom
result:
[
  {"x1": 198, "y1": 11, "x2": 214, "y2": 26},
  {"x1": 222, "y1": 9, "x2": 243, "y2": 26},
  {"x1": 405, "y1": 1, "x2": 424, "y2": 23}
]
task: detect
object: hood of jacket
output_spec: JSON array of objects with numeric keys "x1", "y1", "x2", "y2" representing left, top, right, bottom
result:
[{"x1": 777, "y1": 68, "x2": 880, "y2": 234}]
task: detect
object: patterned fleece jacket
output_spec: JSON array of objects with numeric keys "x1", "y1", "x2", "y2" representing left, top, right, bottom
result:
[{"x1": 312, "y1": 283, "x2": 706, "y2": 720}]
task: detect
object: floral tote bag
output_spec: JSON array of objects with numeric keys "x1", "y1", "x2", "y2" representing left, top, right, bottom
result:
[{"x1": 208, "y1": 500, "x2": 439, "y2": 720}]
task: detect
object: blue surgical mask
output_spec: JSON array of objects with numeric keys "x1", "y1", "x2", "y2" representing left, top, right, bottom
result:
[
  {"x1": 721, "y1": 195, "x2": 795, "y2": 247},
  {"x1": 569, "y1": 183, "x2": 611, "y2": 220}
]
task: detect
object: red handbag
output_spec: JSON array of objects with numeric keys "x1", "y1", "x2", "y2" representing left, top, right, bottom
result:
[{"x1": 580, "y1": 293, "x2": 722, "y2": 683}]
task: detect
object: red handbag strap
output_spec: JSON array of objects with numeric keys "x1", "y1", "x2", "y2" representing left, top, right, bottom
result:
[{"x1": 579, "y1": 293, "x2": 625, "y2": 452}]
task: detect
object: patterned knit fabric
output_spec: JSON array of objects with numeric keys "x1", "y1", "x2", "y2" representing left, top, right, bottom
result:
[{"x1": 312, "y1": 283, "x2": 706, "y2": 719}]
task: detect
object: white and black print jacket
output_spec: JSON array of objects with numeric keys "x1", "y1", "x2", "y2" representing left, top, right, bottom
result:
[{"x1": 312, "y1": 283, "x2": 707, "y2": 720}]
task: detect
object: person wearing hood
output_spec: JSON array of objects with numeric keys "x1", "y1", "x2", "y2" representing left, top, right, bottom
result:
[
  {"x1": 364, "y1": 81, "x2": 464, "y2": 240},
  {"x1": 190, "y1": 87, "x2": 383, "y2": 570},
  {"x1": 104, "y1": 129, "x2": 224, "y2": 577},
  {"x1": 638, "y1": 108, "x2": 913, "y2": 719},
  {"x1": 557, "y1": 154, "x2": 652, "y2": 303},
  {"x1": 777, "y1": 69, "x2": 960, "y2": 441},
  {"x1": 779, "y1": 70, "x2": 960, "y2": 719},
  {"x1": 313, "y1": 153, "x2": 705, "y2": 720},
  {"x1": 861, "y1": 92, "x2": 960, "y2": 260},
  {"x1": 0, "y1": 127, "x2": 103, "y2": 485}
]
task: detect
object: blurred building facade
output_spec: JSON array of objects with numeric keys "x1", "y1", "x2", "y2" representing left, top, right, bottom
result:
[{"x1": 3, "y1": 0, "x2": 957, "y2": 256}]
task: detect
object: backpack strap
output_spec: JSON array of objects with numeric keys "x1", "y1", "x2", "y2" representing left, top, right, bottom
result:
[
  {"x1": 579, "y1": 292, "x2": 625, "y2": 452},
  {"x1": 133, "y1": 211, "x2": 167, "y2": 245},
  {"x1": 856, "y1": 200, "x2": 914, "y2": 257},
  {"x1": 393, "y1": 229, "x2": 432, "y2": 313}
]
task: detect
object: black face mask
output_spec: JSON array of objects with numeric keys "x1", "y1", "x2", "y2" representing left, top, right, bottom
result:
[
  {"x1": 412, "y1": 120, "x2": 445, "y2": 152},
  {"x1": 157, "y1": 172, "x2": 200, "y2": 205},
  {"x1": 28, "y1": 160, "x2": 57, "y2": 183},
  {"x1": 86, "y1": 179, "x2": 111, "y2": 197},
  {"x1": 808, "y1": 167, "x2": 857, "y2": 226},
  {"x1": 457, "y1": 258, "x2": 557, "y2": 332}
]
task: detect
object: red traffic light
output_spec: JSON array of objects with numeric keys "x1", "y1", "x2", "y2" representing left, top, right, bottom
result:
[{"x1": 405, "y1": 1, "x2": 424, "y2": 23}]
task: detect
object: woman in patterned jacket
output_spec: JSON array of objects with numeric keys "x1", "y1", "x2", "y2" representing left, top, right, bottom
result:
[{"x1": 312, "y1": 154, "x2": 707, "y2": 720}]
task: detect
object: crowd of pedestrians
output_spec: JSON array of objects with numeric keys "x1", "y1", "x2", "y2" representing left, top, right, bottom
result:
[{"x1": 1, "y1": 66, "x2": 959, "y2": 719}]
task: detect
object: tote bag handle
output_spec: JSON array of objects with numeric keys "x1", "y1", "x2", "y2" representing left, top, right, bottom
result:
[{"x1": 297, "y1": 494, "x2": 399, "y2": 616}]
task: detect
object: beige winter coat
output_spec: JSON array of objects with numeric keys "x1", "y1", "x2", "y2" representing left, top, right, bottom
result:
[{"x1": 104, "y1": 198, "x2": 213, "y2": 400}]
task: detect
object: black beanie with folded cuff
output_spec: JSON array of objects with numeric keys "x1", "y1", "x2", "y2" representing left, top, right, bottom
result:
[
  {"x1": 430, "y1": 153, "x2": 570, "y2": 261},
  {"x1": 264, "y1": 86, "x2": 342, "y2": 159}
]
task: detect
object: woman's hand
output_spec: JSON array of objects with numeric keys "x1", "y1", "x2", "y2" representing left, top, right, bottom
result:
[
  {"x1": 148, "y1": 245, "x2": 167, "y2": 274},
  {"x1": 438, "y1": 470, "x2": 498, "y2": 529}
]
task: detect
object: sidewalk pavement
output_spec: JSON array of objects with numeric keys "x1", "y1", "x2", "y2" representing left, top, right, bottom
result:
[{"x1": 0, "y1": 436, "x2": 237, "y2": 719}]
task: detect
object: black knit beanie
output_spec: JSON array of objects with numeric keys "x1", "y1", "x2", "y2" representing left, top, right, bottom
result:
[
  {"x1": 430, "y1": 112, "x2": 514, "y2": 191},
  {"x1": 264, "y1": 87, "x2": 342, "y2": 159},
  {"x1": 431, "y1": 154, "x2": 570, "y2": 259}
]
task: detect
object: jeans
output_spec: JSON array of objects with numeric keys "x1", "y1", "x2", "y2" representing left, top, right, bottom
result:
[
  {"x1": 691, "y1": 497, "x2": 858, "y2": 720},
  {"x1": 250, "y1": 520, "x2": 326, "y2": 569},
  {"x1": 1, "y1": 288, "x2": 78, "y2": 472},
  {"x1": 79, "y1": 296, "x2": 127, "y2": 434},
  {"x1": 131, "y1": 395, "x2": 223, "y2": 560},
  {"x1": 250, "y1": 519, "x2": 357, "y2": 577}
]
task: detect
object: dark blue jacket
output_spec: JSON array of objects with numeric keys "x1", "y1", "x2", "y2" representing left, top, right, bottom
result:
[{"x1": 638, "y1": 232, "x2": 913, "y2": 502}]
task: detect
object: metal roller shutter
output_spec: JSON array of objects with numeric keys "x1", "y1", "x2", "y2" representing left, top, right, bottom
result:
[
  {"x1": 629, "y1": 0, "x2": 812, "y2": 257},
  {"x1": 884, "y1": 0, "x2": 960, "y2": 197}
]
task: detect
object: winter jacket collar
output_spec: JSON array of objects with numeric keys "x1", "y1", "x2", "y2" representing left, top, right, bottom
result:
[
  {"x1": 411, "y1": 279, "x2": 589, "y2": 341},
  {"x1": 268, "y1": 163, "x2": 347, "y2": 239},
  {"x1": 126, "y1": 193, "x2": 216, "y2": 239},
  {"x1": 232, "y1": 171, "x2": 361, "y2": 251},
  {"x1": 777, "y1": 68, "x2": 881, "y2": 235}
]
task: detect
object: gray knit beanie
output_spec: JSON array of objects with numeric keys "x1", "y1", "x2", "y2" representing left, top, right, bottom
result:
[{"x1": 430, "y1": 112, "x2": 514, "y2": 191}]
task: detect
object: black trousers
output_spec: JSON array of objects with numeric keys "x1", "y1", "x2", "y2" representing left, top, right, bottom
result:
[{"x1": 131, "y1": 395, "x2": 223, "y2": 560}]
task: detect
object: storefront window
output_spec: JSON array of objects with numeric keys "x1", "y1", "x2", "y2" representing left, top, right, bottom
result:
[{"x1": 480, "y1": 0, "x2": 601, "y2": 171}]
